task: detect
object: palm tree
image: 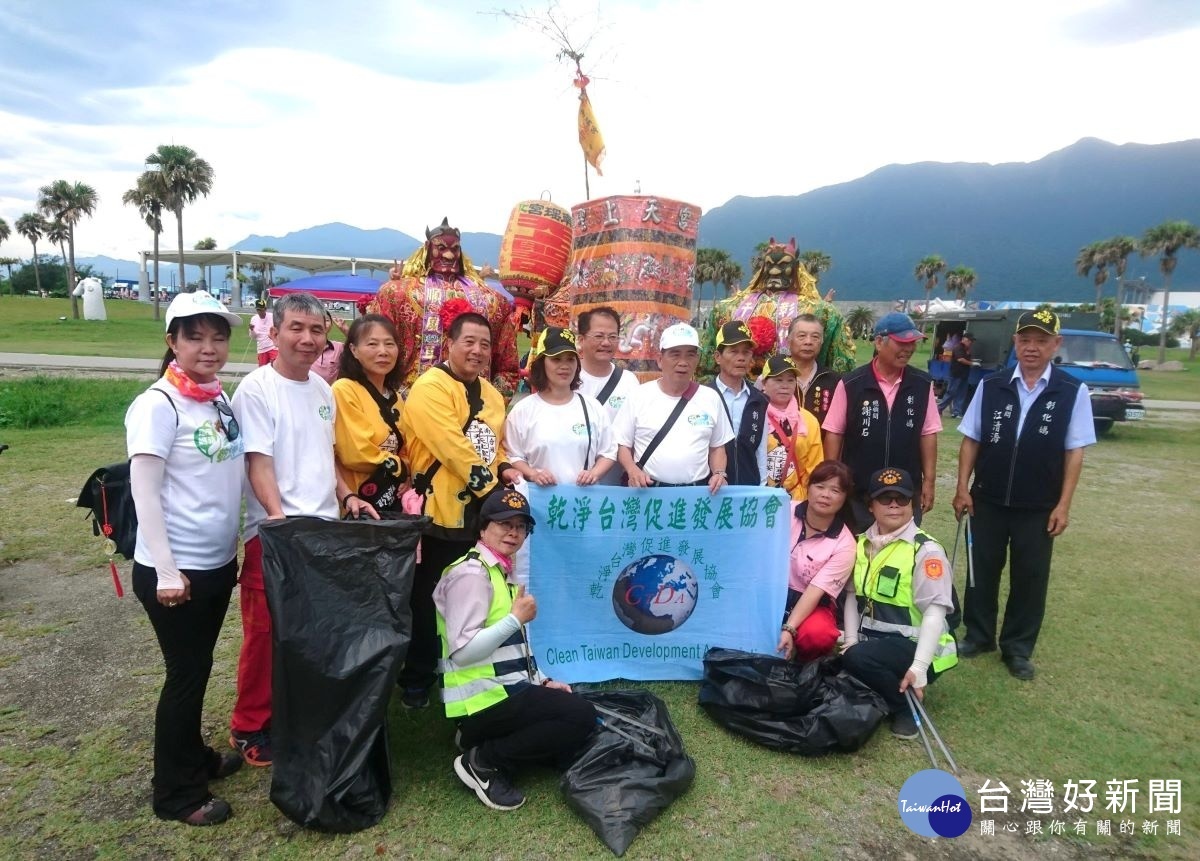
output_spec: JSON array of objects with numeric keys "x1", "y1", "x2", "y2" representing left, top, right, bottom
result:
[
  {"x1": 0, "y1": 256, "x2": 18, "y2": 293},
  {"x1": 1075, "y1": 241, "x2": 1110, "y2": 310},
  {"x1": 1170, "y1": 309, "x2": 1200, "y2": 361},
  {"x1": 123, "y1": 170, "x2": 169, "y2": 320},
  {"x1": 15, "y1": 213, "x2": 49, "y2": 298},
  {"x1": 944, "y1": 266, "x2": 978, "y2": 303},
  {"x1": 46, "y1": 220, "x2": 69, "y2": 274},
  {"x1": 1104, "y1": 236, "x2": 1138, "y2": 335},
  {"x1": 845, "y1": 305, "x2": 876, "y2": 339},
  {"x1": 37, "y1": 180, "x2": 98, "y2": 319},
  {"x1": 0, "y1": 218, "x2": 8, "y2": 296},
  {"x1": 914, "y1": 254, "x2": 946, "y2": 314},
  {"x1": 695, "y1": 248, "x2": 736, "y2": 316},
  {"x1": 798, "y1": 250, "x2": 832, "y2": 282},
  {"x1": 146, "y1": 144, "x2": 215, "y2": 292},
  {"x1": 194, "y1": 236, "x2": 217, "y2": 292},
  {"x1": 1141, "y1": 220, "x2": 1200, "y2": 364}
]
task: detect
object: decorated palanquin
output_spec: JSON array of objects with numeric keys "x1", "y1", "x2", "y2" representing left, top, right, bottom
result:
[
  {"x1": 701, "y1": 237, "x2": 856, "y2": 377},
  {"x1": 551, "y1": 195, "x2": 702, "y2": 380},
  {"x1": 369, "y1": 219, "x2": 520, "y2": 398}
]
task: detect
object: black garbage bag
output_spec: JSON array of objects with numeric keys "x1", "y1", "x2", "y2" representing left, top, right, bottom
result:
[
  {"x1": 259, "y1": 513, "x2": 427, "y2": 832},
  {"x1": 561, "y1": 689, "x2": 695, "y2": 857},
  {"x1": 699, "y1": 647, "x2": 889, "y2": 755}
]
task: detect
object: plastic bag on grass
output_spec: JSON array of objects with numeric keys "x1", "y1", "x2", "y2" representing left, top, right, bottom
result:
[
  {"x1": 698, "y1": 647, "x2": 888, "y2": 755},
  {"x1": 561, "y1": 689, "x2": 695, "y2": 857},
  {"x1": 259, "y1": 513, "x2": 427, "y2": 832}
]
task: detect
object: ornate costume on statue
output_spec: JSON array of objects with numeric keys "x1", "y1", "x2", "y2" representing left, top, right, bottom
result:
[
  {"x1": 370, "y1": 218, "x2": 520, "y2": 397},
  {"x1": 701, "y1": 238, "x2": 855, "y2": 377}
]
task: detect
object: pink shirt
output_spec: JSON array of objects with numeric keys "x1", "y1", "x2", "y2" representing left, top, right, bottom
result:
[
  {"x1": 249, "y1": 313, "x2": 274, "y2": 354},
  {"x1": 787, "y1": 502, "x2": 857, "y2": 598},
  {"x1": 311, "y1": 340, "x2": 344, "y2": 385},
  {"x1": 821, "y1": 361, "x2": 943, "y2": 436}
]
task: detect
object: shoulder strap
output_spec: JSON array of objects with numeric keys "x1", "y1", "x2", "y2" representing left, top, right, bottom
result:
[
  {"x1": 577, "y1": 394, "x2": 593, "y2": 470},
  {"x1": 596, "y1": 366, "x2": 623, "y2": 405},
  {"x1": 636, "y1": 381, "x2": 698, "y2": 470},
  {"x1": 155, "y1": 387, "x2": 180, "y2": 430}
]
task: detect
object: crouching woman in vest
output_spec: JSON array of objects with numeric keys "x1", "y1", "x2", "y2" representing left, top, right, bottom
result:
[
  {"x1": 840, "y1": 468, "x2": 958, "y2": 739},
  {"x1": 434, "y1": 487, "x2": 597, "y2": 811}
]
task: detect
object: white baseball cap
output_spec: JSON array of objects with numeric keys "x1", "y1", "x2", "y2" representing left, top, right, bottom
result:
[
  {"x1": 165, "y1": 290, "x2": 242, "y2": 331},
  {"x1": 659, "y1": 323, "x2": 700, "y2": 351}
]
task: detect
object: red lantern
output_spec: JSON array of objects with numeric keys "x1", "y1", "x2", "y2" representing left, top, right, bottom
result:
[{"x1": 498, "y1": 199, "x2": 573, "y2": 302}]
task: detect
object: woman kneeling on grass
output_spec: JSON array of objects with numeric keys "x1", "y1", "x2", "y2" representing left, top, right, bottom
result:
[
  {"x1": 125, "y1": 291, "x2": 245, "y2": 825},
  {"x1": 434, "y1": 487, "x2": 596, "y2": 811},
  {"x1": 840, "y1": 468, "x2": 959, "y2": 739},
  {"x1": 777, "y1": 460, "x2": 856, "y2": 663}
]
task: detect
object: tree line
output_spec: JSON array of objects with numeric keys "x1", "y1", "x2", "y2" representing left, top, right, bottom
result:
[{"x1": 0, "y1": 144, "x2": 213, "y2": 320}]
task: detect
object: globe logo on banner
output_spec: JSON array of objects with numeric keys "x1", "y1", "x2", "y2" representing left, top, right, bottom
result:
[
  {"x1": 897, "y1": 769, "x2": 973, "y2": 838},
  {"x1": 611, "y1": 554, "x2": 699, "y2": 635}
]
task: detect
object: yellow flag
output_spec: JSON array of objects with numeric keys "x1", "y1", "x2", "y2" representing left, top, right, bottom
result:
[{"x1": 577, "y1": 89, "x2": 605, "y2": 176}]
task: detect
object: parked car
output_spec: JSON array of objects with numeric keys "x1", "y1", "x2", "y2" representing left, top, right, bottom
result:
[{"x1": 928, "y1": 309, "x2": 1146, "y2": 436}]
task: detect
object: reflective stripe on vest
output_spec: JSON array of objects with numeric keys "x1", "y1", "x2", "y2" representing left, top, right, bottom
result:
[
  {"x1": 436, "y1": 551, "x2": 532, "y2": 718},
  {"x1": 852, "y1": 531, "x2": 958, "y2": 673}
]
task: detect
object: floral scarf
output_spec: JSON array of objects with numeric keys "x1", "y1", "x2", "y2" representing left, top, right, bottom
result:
[{"x1": 164, "y1": 360, "x2": 222, "y2": 402}]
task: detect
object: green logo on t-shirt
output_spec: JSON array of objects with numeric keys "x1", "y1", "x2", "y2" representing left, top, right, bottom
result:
[{"x1": 318, "y1": 405, "x2": 332, "y2": 421}]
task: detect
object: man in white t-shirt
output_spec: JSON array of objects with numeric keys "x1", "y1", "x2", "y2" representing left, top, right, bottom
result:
[
  {"x1": 228, "y1": 292, "x2": 376, "y2": 767},
  {"x1": 614, "y1": 323, "x2": 734, "y2": 491},
  {"x1": 575, "y1": 306, "x2": 641, "y2": 485},
  {"x1": 248, "y1": 298, "x2": 277, "y2": 366}
]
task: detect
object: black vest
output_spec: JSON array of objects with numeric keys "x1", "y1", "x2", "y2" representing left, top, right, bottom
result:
[
  {"x1": 839, "y1": 363, "x2": 932, "y2": 498},
  {"x1": 708, "y1": 380, "x2": 767, "y2": 486},
  {"x1": 972, "y1": 366, "x2": 1079, "y2": 509},
  {"x1": 800, "y1": 365, "x2": 841, "y2": 425}
]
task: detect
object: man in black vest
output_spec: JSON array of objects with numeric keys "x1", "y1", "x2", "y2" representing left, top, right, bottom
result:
[
  {"x1": 787, "y1": 313, "x2": 841, "y2": 425},
  {"x1": 822, "y1": 312, "x2": 942, "y2": 527},
  {"x1": 708, "y1": 320, "x2": 768, "y2": 486},
  {"x1": 952, "y1": 310, "x2": 1095, "y2": 681}
]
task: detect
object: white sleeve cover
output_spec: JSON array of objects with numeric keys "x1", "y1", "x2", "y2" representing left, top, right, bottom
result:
[
  {"x1": 908, "y1": 604, "x2": 948, "y2": 688},
  {"x1": 841, "y1": 581, "x2": 860, "y2": 648},
  {"x1": 450, "y1": 613, "x2": 522, "y2": 666},
  {"x1": 129, "y1": 454, "x2": 185, "y2": 591}
]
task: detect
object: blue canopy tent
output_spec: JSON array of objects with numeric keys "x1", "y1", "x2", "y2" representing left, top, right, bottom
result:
[{"x1": 269, "y1": 274, "x2": 383, "y2": 317}]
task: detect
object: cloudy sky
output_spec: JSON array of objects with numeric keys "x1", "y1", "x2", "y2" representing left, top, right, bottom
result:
[{"x1": 1, "y1": 0, "x2": 1198, "y2": 261}]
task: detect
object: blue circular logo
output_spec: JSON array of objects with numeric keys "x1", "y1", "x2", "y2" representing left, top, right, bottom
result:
[
  {"x1": 897, "y1": 769, "x2": 972, "y2": 838},
  {"x1": 611, "y1": 554, "x2": 698, "y2": 635}
]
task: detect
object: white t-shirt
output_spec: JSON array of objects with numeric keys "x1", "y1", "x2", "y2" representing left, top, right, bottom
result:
[
  {"x1": 504, "y1": 392, "x2": 617, "y2": 484},
  {"x1": 233, "y1": 364, "x2": 338, "y2": 541},
  {"x1": 249, "y1": 312, "x2": 275, "y2": 354},
  {"x1": 125, "y1": 381, "x2": 245, "y2": 570},
  {"x1": 578, "y1": 365, "x2": 641, "y2": 485},
  {"x1": 613, "y1": 381, "x2": 734, "y2": 484},
  {"x1": 578, "y1": 364, "x2": 641, "y2": 417}
]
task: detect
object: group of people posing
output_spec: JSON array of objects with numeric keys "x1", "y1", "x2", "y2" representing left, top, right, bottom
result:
[{"x1": 125, "y1": 290, "x2": 1092, "y2": 824}]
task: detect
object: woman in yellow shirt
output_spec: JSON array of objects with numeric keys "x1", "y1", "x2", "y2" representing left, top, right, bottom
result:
[{"x1": 332, "y1": 314, "x2": 409, "y2": 513}]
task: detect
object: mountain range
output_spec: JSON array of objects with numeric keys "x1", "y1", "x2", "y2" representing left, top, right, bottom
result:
[{"x1": 80, "y1": 137, "x2": 1200, "y2": 302}]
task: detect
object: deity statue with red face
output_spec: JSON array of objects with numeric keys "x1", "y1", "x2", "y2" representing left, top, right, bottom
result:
[{"x1": 370, "y1": 218, "x2": 520, "y2": 397}]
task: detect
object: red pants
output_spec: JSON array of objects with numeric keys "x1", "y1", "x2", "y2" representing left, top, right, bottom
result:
[
  {"x1": 230, "y1": 538, "x2": 272, "y2": 734},
  {"x1": 256, "y1": 350, "x2": 278, "y2": 366},
  {"x1": 792, "y1": 602, "x2": 840, "y2": 663}
]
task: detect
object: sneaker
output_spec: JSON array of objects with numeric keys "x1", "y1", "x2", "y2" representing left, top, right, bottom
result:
[
  {"x1": 229, "y1": 730, "x2": 272, "y2": 767},
  {"x1": 890, "y1": 711, "x2": 920, "y2": 740},
  {"x1": 453, "y1": 748, "x2": 525, "y2": 811},
  {"x1": 210, "y1": 751, "x2": 244, "y2": 780},
  {"x1": 181, "y1": 796, "x2": 231, "y2": 826},
  {"x1": 401, "y1": 686, "x2": 430, "y2": 709}
]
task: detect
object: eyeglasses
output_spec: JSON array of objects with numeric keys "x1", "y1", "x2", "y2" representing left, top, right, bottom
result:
[
  {"x1": 214, "y1": 400, "x2": 240, "y2": 442},
  {"x1": 586, "y1": 333, "x2": 619, "y2": 343},
  {"x1": 492, "y1": 519, "x2": 529, "y2": 535},
  {"x1": 875, "y1": 493, "x2": 910, "y2": 507}
]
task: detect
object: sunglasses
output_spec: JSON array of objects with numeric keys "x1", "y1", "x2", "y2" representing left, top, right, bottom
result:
[
  {"x1": 214, "y1": 400, "x2": 240, "y2": 442},
  {"x1": 874, "y1": 493, "x2": 910, "y2": 507}
]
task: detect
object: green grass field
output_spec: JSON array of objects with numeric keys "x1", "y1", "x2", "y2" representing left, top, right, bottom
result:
[{"x1": 0, "y1": 373, "x2": 1197, "y2": 859}]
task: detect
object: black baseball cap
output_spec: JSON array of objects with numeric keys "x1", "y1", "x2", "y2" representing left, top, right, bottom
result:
[
  {"x1": 480, "y1": 487, "x2": 536, "y2": 528},
  {"x1": 867, "y1": 467, "x2": 915, "y2": 500},
  {"x1": 1015, "y1": 309, "x2": 1060, "y2": 335},
  {"x1": 530, "y1": 326, "x2": 578, "y2": 361},
  {"x1": 761, "y1": 355, "x2": 798, "y2": 379},
  {"x1": 716, "y1": 320, "x2": 754, "y2": 350}
]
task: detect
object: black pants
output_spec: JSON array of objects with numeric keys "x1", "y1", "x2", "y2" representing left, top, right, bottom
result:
[
  {"x1": 398, "y1": 535, "x2": 473, "y2": 691},
  {"x1": 132, "y1": 559, "x2": 237, "y2": 819},
  {"x1": 458, "y1": 685, "x2": 597, "y2": 774},
  {"x1": 963, "y1": 498, "x2": 1055, "y2": 660},
  {"x1": 841, "y1": 634, "x2": 943, "y2": 715}
]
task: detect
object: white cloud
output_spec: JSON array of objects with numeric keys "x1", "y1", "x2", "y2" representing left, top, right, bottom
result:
[{"x1": 0, "y1": 0, "x2": 1197, "y2": 261}]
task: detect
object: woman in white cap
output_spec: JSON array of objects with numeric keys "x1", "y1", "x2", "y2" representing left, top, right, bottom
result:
[{"x1": 125, "y1": 291, "x2": 246, "y2": 825}]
